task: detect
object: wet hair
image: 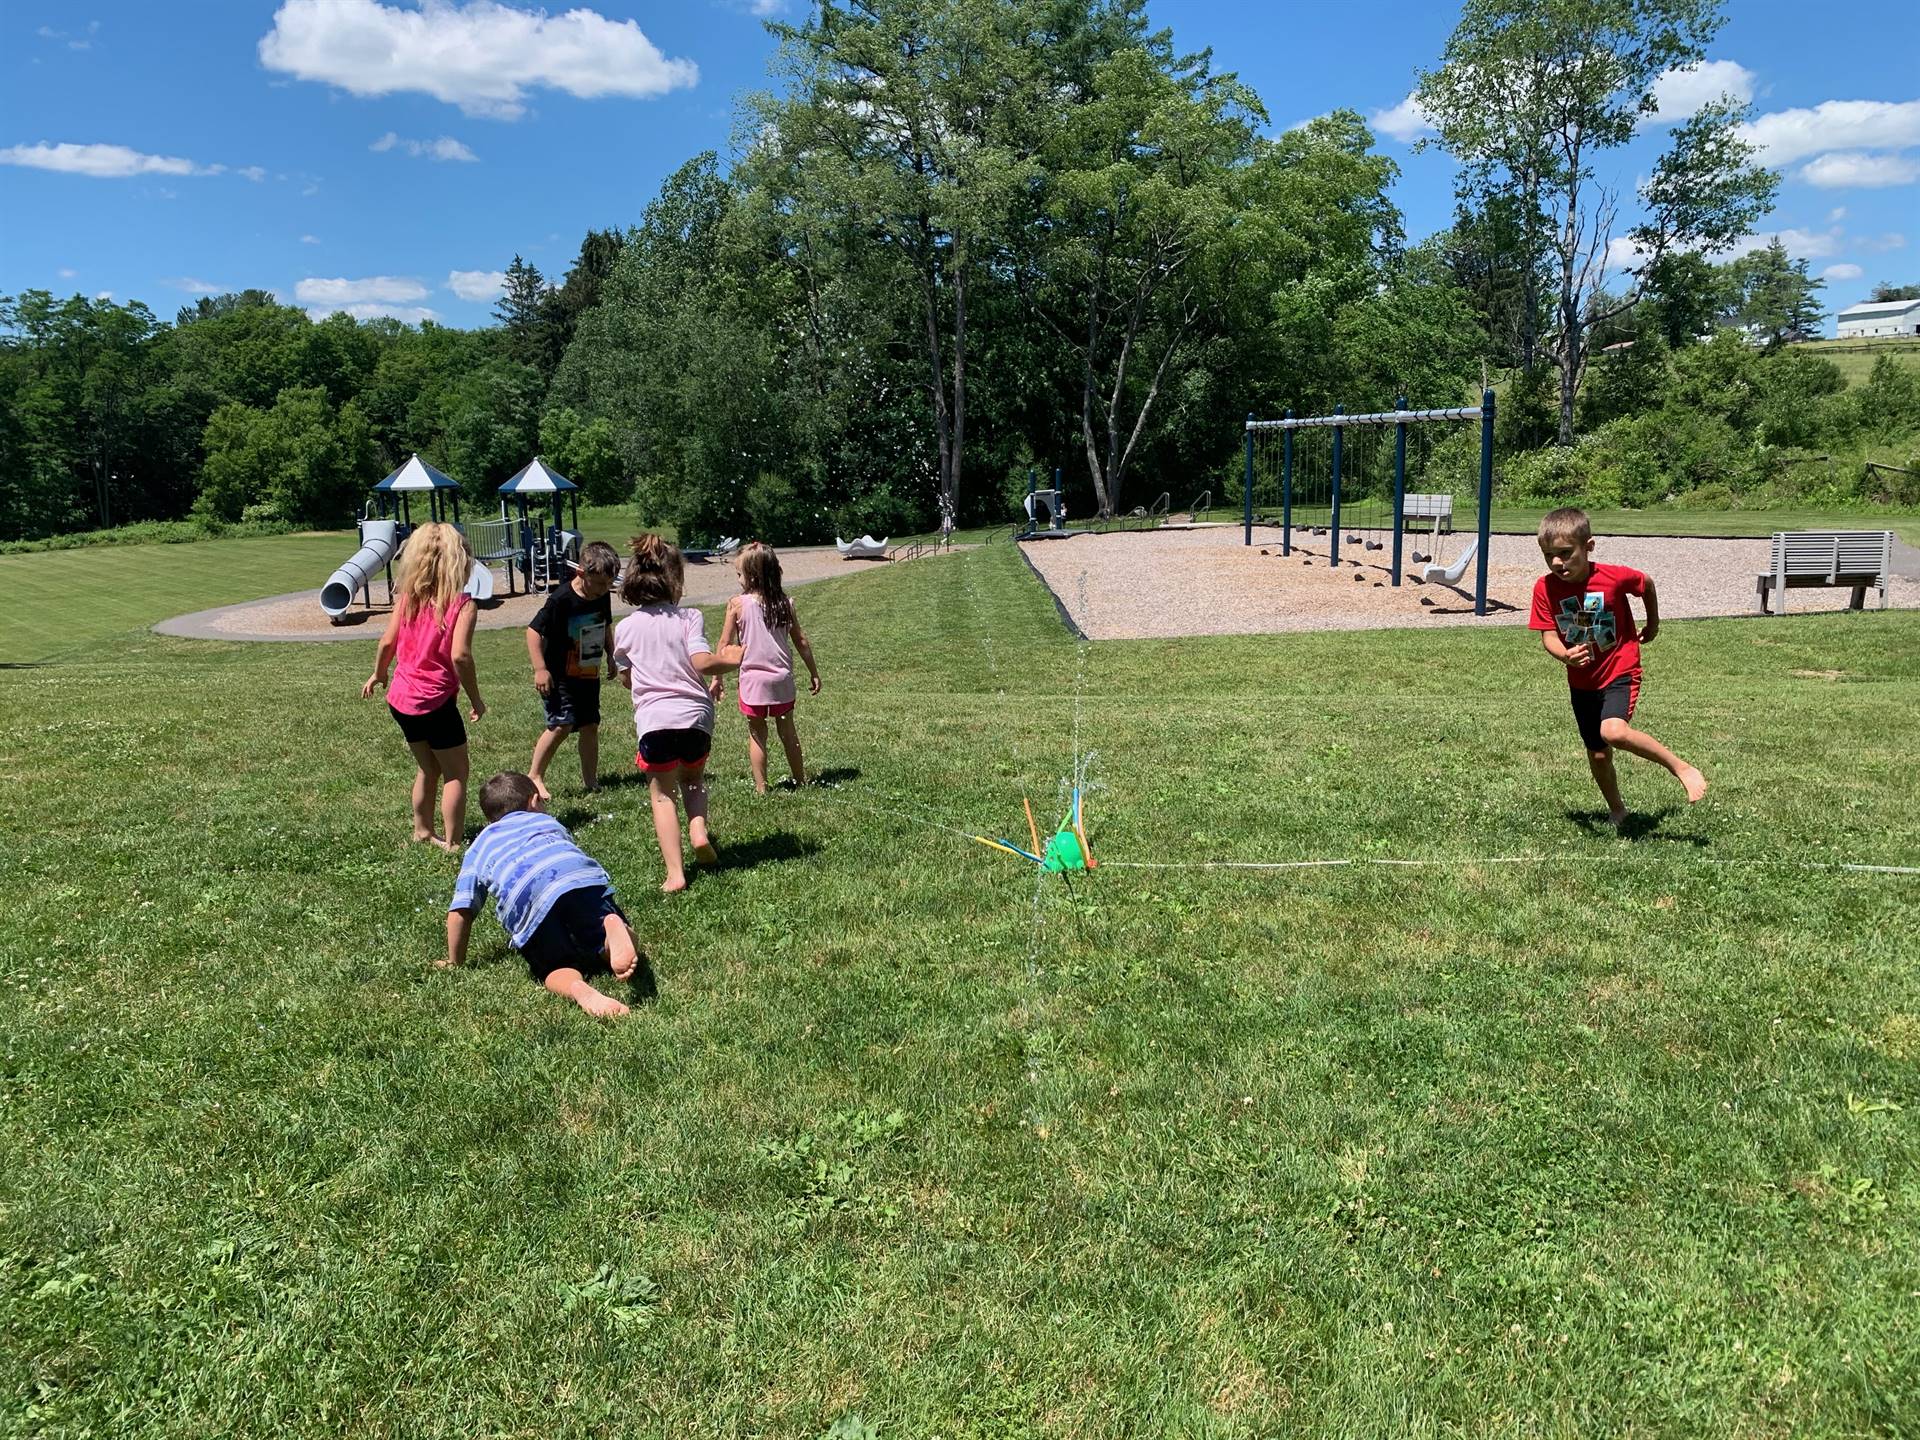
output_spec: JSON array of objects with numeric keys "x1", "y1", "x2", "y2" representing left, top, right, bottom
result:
[
  {"x1": 1538, "y1": 507, "x2": 1592, "y2": 546},
  {"x1": 621, "y1": 533, "x2": 685, "y2": 606},
  {"x1": 479, "y1": 771, "x2": 540, "y2": 822},
  {"x1": 738, "y1": 542, "x2": 794, "y2": 630},
  {"x1": 394, "y1": 522, "x2": 474, "y2": 623},
  {"x1": 576, "y1": 540, "x2": 620, "y2": 582}
]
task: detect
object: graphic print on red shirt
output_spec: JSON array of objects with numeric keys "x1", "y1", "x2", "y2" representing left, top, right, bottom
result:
[{"x1": 1529, "y1": 562, "x2": 1647, "y2": 690}]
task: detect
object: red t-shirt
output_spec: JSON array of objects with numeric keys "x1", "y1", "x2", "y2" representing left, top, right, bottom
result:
[{"x1": 1529, "y1": 563, "x2": 1647, "y2": 690}]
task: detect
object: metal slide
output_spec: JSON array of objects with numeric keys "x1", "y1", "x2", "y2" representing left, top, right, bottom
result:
[{"x1": 320, "y1": 519, "x2": 398, "y2": 619}]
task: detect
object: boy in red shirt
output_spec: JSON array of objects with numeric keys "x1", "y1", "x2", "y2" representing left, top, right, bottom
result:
[{"x1": 1529, "y1": 507, "x2": 1708, "y2": 829}]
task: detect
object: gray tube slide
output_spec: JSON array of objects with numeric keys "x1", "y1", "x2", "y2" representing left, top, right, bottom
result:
[{"x1": 319, "y1": 518, "x2": 398, "y2": 619}]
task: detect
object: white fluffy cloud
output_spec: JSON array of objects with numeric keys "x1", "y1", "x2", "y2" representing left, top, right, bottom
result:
[
  {"x1": 258, "y1": 0, "x2": 699, "y2": 120},
  {"x1": 300, "y1": 234, "x2": 321, "y2": 245},
  {"x1": 446, "y1": 269, "x2": 508, "y2": 302},
  {"x1": 1607, "y1": 223, "x2": 1849, "y2": 273},
  {"x1": 164, "y1": 277, "x2": 226, "y2": 294},
  {"x1": 1741, "y1": 99, "x2": 1920, "y2": 166},
  {"x1": 294, "y1": 275, "x2": 430, "y2": 307},
  {"x1": 371, "y1": 132, "x2": 478, "y2": 162},
  {"x1": 1821, "y1": 263, "x2": 1863, "y2": 281},
  {"x1": 314, "y1": 302, "x2": 440, "y2": 323},
  {"x1": 57, "y1": 267, "x2": 77, "y2": 278},
  {"x1": 1370, "y1": 93, "x2": 1433, "y2": 144},
  {"x1": 1648, "y1": 60, "x2": 1756, "y2": 121},
  {"x1": 0, "y1": 141, "x2": 201, "y2": 178},
  {"x1": 1799, "y1": 151, "x2": 1920, "y2": 189},
  {"x1": 237, "y1": 164, "x2": 268, "y2": 182}
]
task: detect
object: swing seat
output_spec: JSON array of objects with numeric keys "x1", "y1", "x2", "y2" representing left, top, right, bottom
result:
[{"x1": 1418, "y1": 538, "x2": 1478, "y2": 586}]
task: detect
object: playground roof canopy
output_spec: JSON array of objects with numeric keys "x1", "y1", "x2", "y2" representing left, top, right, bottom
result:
[
  {"x1": 374, "y1": 454, "x2": 461, "y2": 492},
  {"x1": 498, "y1": 456, "x2": 578, "y2": 495}
]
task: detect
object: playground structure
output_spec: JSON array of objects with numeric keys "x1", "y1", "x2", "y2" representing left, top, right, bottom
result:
[
  {"x1": 318, "y1": 454, "x2": 584, "y2": 621},
  {"x1": 1243, "y1": 391, "x2": 1497, "y2": 615}
]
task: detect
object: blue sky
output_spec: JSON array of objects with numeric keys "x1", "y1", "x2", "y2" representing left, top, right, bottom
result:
[{"x1": 2, "y1": 0, "x2": 1915, "y2": 333}]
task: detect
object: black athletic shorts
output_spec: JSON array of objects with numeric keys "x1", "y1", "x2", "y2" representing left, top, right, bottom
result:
[
  {"x1": 390, "y1": 698, "x2": 466, "y2": 751},
  {"x1": 542, "y1": 678, "x2": 602, "y2": 731},
  {"x1": 520, "y1": 887, "x2": 627, "y2": 982},
  {"x1": 1569, "y1": 670, "x2": 1641, "y2": 752},
  {"x1": 636, "y1": 726, "x2": 712, "y2": 774}
]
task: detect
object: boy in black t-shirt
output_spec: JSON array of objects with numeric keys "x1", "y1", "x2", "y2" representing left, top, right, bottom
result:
[{"x1": 525, "y1": 540, "x2": 620, "y2": 798}]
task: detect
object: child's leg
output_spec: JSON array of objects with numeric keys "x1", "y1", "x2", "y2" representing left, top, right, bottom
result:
[
  {"x1": 405, "y1": 740, "x2": 441, "y2": 841},
  {"x1": 577, "y1": 724, "x2": 600, "y2": 791},
  {"x1": 683, "y1": 769, "x2": 718, "y2": 864},
  {"x1": 1598, "y1": 719, "x2": 1708, "y2": 803},
  {"x1": 541, "y1": 966, "x2": 629, "y2": 1017},
  {"x1": 1586, "y1": 746, "x2": 1629, "y2": 826},
  {"x1": 602, "y1": 909, "x2": 638, "y2": 979},
  {"x1": 435, "y1": 743, "x2": 470, "y2": 850},
  {"x1": 745, "y1": 717, "x2": 771, "y2": 793},
  {"x1": 528, "y1": 724, "x2": 572, "y2": 799},
  {"x1": 648, "y1": 771, "x2": 688, "y2": 892},
  {"x1": 774, "y1": 714, "x2": 807, "y2": 786}
]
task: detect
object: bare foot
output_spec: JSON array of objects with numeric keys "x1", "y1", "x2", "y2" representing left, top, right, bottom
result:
[
  {"x1": 1609, "y1": 808, "x2": 1630, "y2": 832},
  {"x1": 1678, "y1": 766, "x2": 1708, "y2": 804},
  {"x1": 433, "y1": 956, "x2": 457, "y2": 970},
  {"x1": 692, "y1": 840, "x2": 719, "y2": 866},
  {"x1": 430, "y1": 836, "x2": 462, "y2": 854},
  {"x1": 531, "y1": 776, "x2": 552, "y2": 802},
  {"x1": 661, "y1": 874, "x2": 688, "y2": 894},
  {"x1": 575, "y1": 989, "x2": 629, "y2": 1018},
  {"x1": 412, "y1": 829, "x2": 436, "y2": 844}
]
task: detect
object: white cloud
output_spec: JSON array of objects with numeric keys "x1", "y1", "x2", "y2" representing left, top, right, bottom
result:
[
  {"x1": 1722, "y1": 226, "x2": 1844, "y2": 261},
  {"x1": 294, "y1": 275, "x2": 430, "y2": 306},
  {"x1": 237, "y1": 165, "x2": 268, "y2": 182},
  {"x1": 371, "y1": 131, "x2": 479, "y2": 162},
  {"x1": 0, "y1": 141, "x2": 201, "y2": 178},
  {"x1": 1370, "y1": 92, "x2": 1433, "y2": 144},
  {"x1": 1827, "y1": 206, "x2": 1848, "y2": 223},
  {"x1": 57, "y1": 266, "x2": 77, "y2": 278},
  {"x1": 446, "y1": 268, "x2": 508, "y2": 302},
  {"x1": 300, "y1": 234, "x2": 321, "y2": 245},
  {"x1": 1859, "y1": 232, "x2": 1907, "y2": 252},
  {"x1": 1741, "y1": 99, "x2": 1920, "y2": 166},
  {"x1": 1648, "y1": 60, "x2": 1756, "y2": 121},
  {"x1": 1821, "y1": 263, "x2": 1863, "y2": 281},
  {"x1": 94, "y1": 290, "x2": 112, "y2": 300},
  {"x1": 750, "y1": 0, "x2": 783, "y2": 13},
  {"x1": 1799, "y1": 151, "x2": 1920, "y2": 189},
  {"x1": 258, "y1": 0, "x2": 699, "y2": 120},
  {"x1": 164, "y1": 277, "x2": 226, "y2": 294},
  {"x1": 309, "y1": 302, "x2": 440, "y2": 324},
  {"x1": 38, "y1": 20, "x2": 99, "y2": 50}
]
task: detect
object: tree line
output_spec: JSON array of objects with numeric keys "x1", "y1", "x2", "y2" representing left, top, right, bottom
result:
[{"x1": 3, "y1": 0, "x2": 1916, "y2": 546}]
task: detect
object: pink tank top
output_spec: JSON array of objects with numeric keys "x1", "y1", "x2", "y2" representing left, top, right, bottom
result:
[
  {"x1": 387, "y1": 593, "x2": 470, "y2": 715},
  {"x1": 736, "y1": 595, "x2": 796, "y2": 708}
]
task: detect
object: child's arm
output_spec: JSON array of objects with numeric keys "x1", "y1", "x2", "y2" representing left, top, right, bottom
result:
[
  {"x1": 450, "y1": 603, "x2": 486, "y2": 720},
  {"x1": 442, "y1": 907, "x2": 474, "y2": 969},
  {"x1": 1638, "y1": 577, "x2": 1661, "y2": 644},
  {"x1": 525, "y1": 626, "x2": 552, "y2": 695},
  {"x1": 361, "y1": 609, "x2": 404, "y2": 697},
  {"x1": 711, "y1": 599, "x2": 740, "y2": 700},
  {"x1": 691, "y1": 644, "x2": 745, "y2": 676},
  {"x1": 791, "y1": 615, "x2": 822, "y2": 695},
  {"x1": 1540, "y1": 627, "x2": 1592, "y2": 669}
]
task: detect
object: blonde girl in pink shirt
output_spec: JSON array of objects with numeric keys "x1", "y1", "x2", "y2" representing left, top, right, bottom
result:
[
  {"x1": 610, "y1": 536, "x2": 743, "y2": 892},
  {"x1": 717, "y1": 543, "x2": 821, "y2": 793},
  {"x1": 362, "y1": 522, "x2": 487, "y2": 850}
]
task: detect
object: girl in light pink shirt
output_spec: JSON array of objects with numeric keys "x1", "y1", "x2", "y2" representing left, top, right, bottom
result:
[
  {"x1": 362, "y1": 522, "x2": 487, "y2": 850},
  {"x1": 611, "y1": 536, "x2": 743, "y2": 892},
  {"x1": 717, "y1": 543, "x2": 821, "y2": 793}
]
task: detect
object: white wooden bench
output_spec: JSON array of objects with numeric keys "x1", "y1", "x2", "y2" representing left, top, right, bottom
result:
[{"x1": 1755, "y1": 530, "x2": 1893, "y2": 614}]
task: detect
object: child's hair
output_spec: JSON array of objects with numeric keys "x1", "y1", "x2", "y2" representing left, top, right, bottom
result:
[
  {"x1": 395, "y1": 522, "x2": 475, "y2": 621},
  {"x1": 577, "y1": 540, "x2": 620, "y2": 583},
  {"x1": 621, "y1": 534, "x2": 685, "y2": 606},
  {"x1": 479, "y1": 771, "x2": 540, "y2": 822},
  {"x1": 738, "y1": 542, "x2": 794, "y2": 630},
  {"x1": 1538, "y1": 507, "x2": 1592, "y2": 546}
]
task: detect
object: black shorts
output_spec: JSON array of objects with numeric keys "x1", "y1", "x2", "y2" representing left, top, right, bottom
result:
[
  {"x1": 520, "y1": 887, "x2": 627, "y2": 982},
  {"x1": 542, "y1": 678, "x2": 602, "y2": 730},
  {"x1": 1569, "y1": 670, "x2": 1641, "y2": 752},
  {"x1": 390, "y1": 698, "x2": 466, "y2": 751},
  {"x1": 636, "y1": 726, "x2": 711, "y2": 774}
]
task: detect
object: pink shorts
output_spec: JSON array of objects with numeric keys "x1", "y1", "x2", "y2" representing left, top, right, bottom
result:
[{"x1": 738, "y1": 699, "x2": 795, "y2": 719}]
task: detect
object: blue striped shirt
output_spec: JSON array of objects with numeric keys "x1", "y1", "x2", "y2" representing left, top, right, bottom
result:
[{"x1": 448, "y1": 810, "x2": 614, "y2": 949}]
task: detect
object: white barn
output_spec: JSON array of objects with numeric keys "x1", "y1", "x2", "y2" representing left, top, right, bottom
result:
[{"x1": 1837, "y1": 297, "x2": 1920, "y2": 339}]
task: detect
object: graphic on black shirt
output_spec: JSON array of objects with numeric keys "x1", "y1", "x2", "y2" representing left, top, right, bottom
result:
[{"x1": 531, "y1": 586, "x2": 612, "y2": 681}]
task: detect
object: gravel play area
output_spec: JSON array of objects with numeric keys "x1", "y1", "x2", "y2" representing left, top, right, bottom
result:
[
  {"x1": 155, "y1": 544, "x2": 918, "y2": 643},
  {"x1": 1020, "y1": 525, "x2": 1920, "y2": 640}
]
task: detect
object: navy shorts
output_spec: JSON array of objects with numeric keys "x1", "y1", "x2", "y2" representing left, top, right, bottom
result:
[
  {"x1": 390, "y1": 698, "x2": 466, "y2": 751},
  {"x1": 1570, "y1": 671, "x2": 1641, "y2": 752},
  {"x1": 520, "y1": 887, "x2": 626, "y2": 982},
  {"x1": 542, "y1": 678, "x2": 602, "y2": 730},
  {"x1": 636, "y1": 727, "x2": 711, "y2": 774}
]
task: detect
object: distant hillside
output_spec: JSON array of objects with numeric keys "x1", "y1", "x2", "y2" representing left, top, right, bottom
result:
[{"x1": 1793, "y1": 335, "x2": 1920, "y2": 387}]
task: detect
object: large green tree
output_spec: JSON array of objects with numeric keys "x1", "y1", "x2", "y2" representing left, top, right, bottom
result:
[{"x1": 1417, "y1": 0, "x2": 1777, "y2": 443}]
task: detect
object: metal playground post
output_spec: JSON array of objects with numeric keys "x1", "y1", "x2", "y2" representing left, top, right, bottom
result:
[
  {"x1": 1329, "y1": 405, "x2": 1344, "y2": 569},
  {"x1": 1391, "y1": 395, "x2": 1408, "y2": 587},
  {"x1": 1282, "y1": 410, "x2": 1294, "y2": 556}
]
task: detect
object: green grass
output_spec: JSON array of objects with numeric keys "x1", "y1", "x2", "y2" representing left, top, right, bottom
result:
[
  {"x1": 1792, "y1": 335, "x2": 1920, "y2": 388},
  {"x1": 2, "y1": 538, "x2": 1917, "y2": 1436}
]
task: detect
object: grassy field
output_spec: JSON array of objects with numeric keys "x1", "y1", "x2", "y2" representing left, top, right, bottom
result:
[
  {"x1": 2, "y1": 536, "x2": 1916, "y2": 1437},
  {"x1": 1792, "y1": 335, "x2": 1920, "y2": 388}
]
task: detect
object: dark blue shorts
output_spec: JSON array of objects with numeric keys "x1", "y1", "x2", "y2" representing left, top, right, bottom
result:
[
  {"x1": 1570, "y1": 670, "x2": 1641, "y2": 752},
  {"x1": 636, "y1": 727, "x2": 711, "y2": 774},
  {"x1": 542, "y1": 678, "x2": 602, "y2": 730},
  {"x1": 520, "y1": 887, "x2": 626, "y2": 982}
]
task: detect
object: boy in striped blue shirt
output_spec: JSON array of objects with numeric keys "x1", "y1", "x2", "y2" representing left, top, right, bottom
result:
[{"x1": 444, "y1": 771, "x2": 646, "y2": 1016}]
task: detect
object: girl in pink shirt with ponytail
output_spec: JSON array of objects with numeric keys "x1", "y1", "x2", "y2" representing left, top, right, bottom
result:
[{"x1": 717, "y1": 543, "x2": 821, "y2": 793}]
